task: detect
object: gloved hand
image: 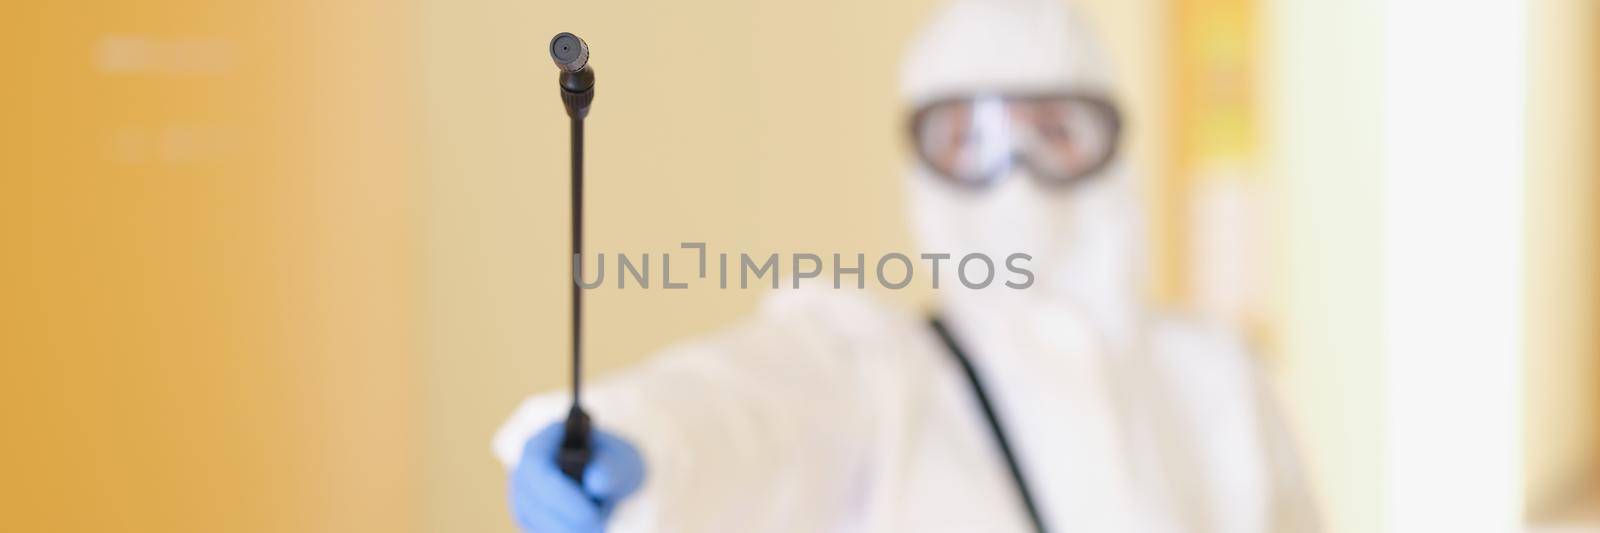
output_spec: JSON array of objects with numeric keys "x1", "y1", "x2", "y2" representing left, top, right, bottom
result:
[{"x1": 509, "y1": 422, "x2": 646, "y2": 533}]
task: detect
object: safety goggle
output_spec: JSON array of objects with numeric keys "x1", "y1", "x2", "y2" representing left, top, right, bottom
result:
[{"x1": 908, "y1": 93, "x2": 1122, "y2": 189}]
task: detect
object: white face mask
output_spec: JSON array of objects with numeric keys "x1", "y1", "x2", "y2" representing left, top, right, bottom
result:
[{"x1": 900, "y1": 0, "x2": 1143, "y2": 343}]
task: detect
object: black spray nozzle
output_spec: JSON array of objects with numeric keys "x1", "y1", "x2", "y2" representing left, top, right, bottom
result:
[
  {"x1": 550, "y1": 32, "x2": 590, "y2": 73},
  {"x1": 550, "y1": 32, "x2": 594, "y2": 118}
]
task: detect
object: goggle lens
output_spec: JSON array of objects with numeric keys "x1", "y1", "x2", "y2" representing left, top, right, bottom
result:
[{"x1": 910, "y1": 94, "x2": 1121, "y2": 188}]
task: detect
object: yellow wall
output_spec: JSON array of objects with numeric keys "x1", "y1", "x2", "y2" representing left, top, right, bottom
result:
[
  {"x1": 416, "y1": 0, "x2": 1169, "y2": 530},
  {"x1": 1525, "y1": 0, "x2": 1600, "y2": 519},
  {"x1": 0, "y1": 2, "x2": 419, "y2": 531}
]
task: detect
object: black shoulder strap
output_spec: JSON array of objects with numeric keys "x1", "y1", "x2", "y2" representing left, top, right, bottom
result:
[{"x1": 929, "y1": 316, "x2": 1050, "y2": 533}]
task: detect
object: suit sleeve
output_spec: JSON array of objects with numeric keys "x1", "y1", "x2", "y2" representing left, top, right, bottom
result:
[{"x1": 492, "y1": 291, "x2": 918, "y2": 532}]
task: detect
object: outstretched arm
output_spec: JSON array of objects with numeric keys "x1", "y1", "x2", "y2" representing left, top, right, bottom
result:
[{"x1": 494, "y1": 291, "x2": 920, "y2": 532}]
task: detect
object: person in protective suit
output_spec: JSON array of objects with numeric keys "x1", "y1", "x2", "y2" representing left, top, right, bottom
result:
[{"x1": 497, "y1": 0, "x2": 1320, "y2": 531}]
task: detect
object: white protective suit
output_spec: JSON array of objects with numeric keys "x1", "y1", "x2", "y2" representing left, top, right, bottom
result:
[{"x1": 495, "y1": 0, "x2": 1320, "y2": 531}]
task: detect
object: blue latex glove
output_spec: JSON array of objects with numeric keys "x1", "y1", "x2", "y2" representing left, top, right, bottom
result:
[{"x1": 509, "y1": 422, "x2": 646, "y2": 533}]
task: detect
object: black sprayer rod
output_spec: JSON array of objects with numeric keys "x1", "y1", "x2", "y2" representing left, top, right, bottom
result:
[
  {"x1": 551, "y1": 31, "x2": 596, "y2": 484},
  {"x1": 570, "y1": 116, "x2": 584, "y2": 410}
]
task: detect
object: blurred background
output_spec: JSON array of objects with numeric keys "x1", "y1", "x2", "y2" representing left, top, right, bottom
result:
[{"x1": 3, "y1": 0, "x2": 1595, "y2": 531}]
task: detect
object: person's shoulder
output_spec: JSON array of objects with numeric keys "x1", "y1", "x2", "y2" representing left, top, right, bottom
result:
[
  {"x1": 1146, "y1": 313, "x2": 1257, "y2": 376},
  {"x1": 1141, "y1": 312, "x2": 1268, "y2": 409},
  {"x1": 1139, "y1": 313, "x2": 1303, "y2": 520}
]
